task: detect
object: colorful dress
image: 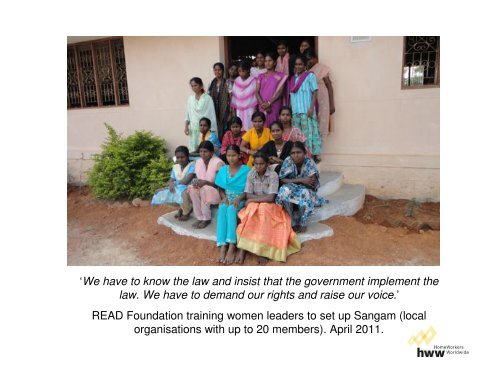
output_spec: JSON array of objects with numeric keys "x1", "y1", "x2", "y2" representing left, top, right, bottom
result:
[
  {"x1": 151, "y1": 161, "x2": 195, "y2": 205},
  {"x1": 289, "y1": 71, "x2": 322, "y2": 156},
  {"x1": 215, "y1": 165, "x2": 251, "y2": 247},
  {"x1": 231, "y1": 76, "x2": 258, "y2": 132},
  {"x1": 236, "y1": 167, "x2": 301, "y2": 262},
  {"x1": 276, "y1": 156, "x2": 327, "y2": 227},
  {"x1": 185, "y1": 93, "x2": 218, "y2": 152},
  {"x1": 187, "y1": 156, "x2": 224, "y2": 221},
  {"x1": 241, "y1": 127, "x2": 273, "y2": 167},
  {"x1": 220, "y1": 131, "x2": 249, "y2": 165},
  {"x1": 256, "y1": 71, "x2": 288, "y2": 127},
  {"x1": 208, "y1": 78, "x2": 231, "y2": 141},
  {"x1": 250, "y1": 67, "x2": 267, "y2": 78},
  {"x1": 310, "y1": 62, "x2": 333, "y2": 139}
]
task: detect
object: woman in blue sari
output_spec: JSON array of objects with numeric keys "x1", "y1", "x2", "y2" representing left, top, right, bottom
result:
[
  {"x1": 276, "y1": 141, "x2": 327, "y2": 233},
  {"x1": 215, "y1": 145, "x2": 250, "y2": 264},
  {"x1": 151, "y1": 146, "x2": 195, "y2": 219}
]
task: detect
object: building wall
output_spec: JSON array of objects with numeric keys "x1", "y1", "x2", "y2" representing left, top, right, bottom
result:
[{"x1": 68, "y1": 36, "x2": 439, "y2": 201}]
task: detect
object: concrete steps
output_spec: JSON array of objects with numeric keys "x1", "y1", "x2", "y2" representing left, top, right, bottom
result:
[{"x1": 157, "y1": 171, "x2": 365, "y2": 243}]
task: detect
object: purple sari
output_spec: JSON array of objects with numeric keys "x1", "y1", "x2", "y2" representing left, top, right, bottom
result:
[{"x1": 257, "y1": 71, "x2": 288, "y2": 127}]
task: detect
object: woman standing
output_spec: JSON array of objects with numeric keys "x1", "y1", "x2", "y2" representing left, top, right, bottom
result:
[
  {"x1": 276, "y1": 142, "x2": 327, "y2": 233},
  {"x1": 250, "y1": 51, "x2": 267, "y2": 78},
  {"x1": 306, "y1": 50, "x2": 335, "y2": 139},
  {"x1": 288, "y1": 55, "x2": 322, "y2": 162},
  {"x1": 230, "y1": 59, "x2": 258, "y2": 132},
  {"x1": 185, "y1": 77, "x2": 217, "y2": 152},
  {"x1": 256, "y1": 52, "x2": 288, "y2": 128},
  {"x1": 208, "y1": 63, "x2": 232, "y2": 141}
]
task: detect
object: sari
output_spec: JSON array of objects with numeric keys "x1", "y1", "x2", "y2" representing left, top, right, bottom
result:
[
  {"x1": 241, "y1": 127, "x2": 273, "y2": 167},
  {"x1": 215, "y1": 165, "x2": 251, "y2": 247},
  {"x1": 185, "y1": 93, "x2": 218, "y2": 152},
  {"x1": 231, "y1": 76, "x2": 258, "y2": 132},
  {"x1": 257, "y1": 71, "x2": 288, "y2": 127},
  {"x1": 208, "y1": 78, "x2": 231, "y2": 141},
  {"x1": 276, "y1": 53, "x2": 290, "y2": 76},
  {"x1": 276, "y1": 156, "x2": 327, "y2": 227},
  {"x1": 151, "y1": 161, "x2": 195, "y2": 205}
]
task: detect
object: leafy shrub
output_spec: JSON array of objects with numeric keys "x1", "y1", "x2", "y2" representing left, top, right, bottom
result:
[{"x1": 88, "y1": 123, "x2": 173, "y2": 200}]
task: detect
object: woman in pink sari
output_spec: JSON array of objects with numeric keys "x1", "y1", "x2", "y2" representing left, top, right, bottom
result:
[
  {"x1": 230, "y1": 59, "x2": 258, "y2": 132},
  {"x1": 256, "y1": 52, "x2": 288, "y2": 128}
]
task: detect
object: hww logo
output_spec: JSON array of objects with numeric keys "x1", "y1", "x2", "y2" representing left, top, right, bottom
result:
[{"x1": 417, "y1": 347, "x2": 445, "y2": 358}]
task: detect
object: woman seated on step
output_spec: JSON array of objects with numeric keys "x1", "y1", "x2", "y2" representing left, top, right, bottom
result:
[
  {"x1": 215, "y1": 145, "x2": 250, "y2": 265},
  {"x1": 235, "y1": 152, "x2": 301, "y2": 265},
  {"x1": 189, "y1": 117, "x2": 221, "y2": 158},
  {"x1": 180, "y1": 141, "x2": 224, "y2": 228},
  {"x1": 276, "y1": 141, "x2": 327, "y2": 233},
  {"x1": 260, "y1": 121, "x2": 293, "y2": 174},
  {"x1": 151, "y1": 146, "x2": 195, "y2": 219}
]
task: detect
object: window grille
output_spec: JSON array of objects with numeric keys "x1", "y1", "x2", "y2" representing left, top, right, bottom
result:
[
  {"x1": 402, "y1": 36, "x2": 439, "y2": 88},
  {"x1": 67, "y1": 37, "x2": 129, "y2": 108}
]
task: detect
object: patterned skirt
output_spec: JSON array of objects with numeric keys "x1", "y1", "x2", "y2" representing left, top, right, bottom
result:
[{"x1": 292, "y1": 113, "x2": 322, "y2": 155}]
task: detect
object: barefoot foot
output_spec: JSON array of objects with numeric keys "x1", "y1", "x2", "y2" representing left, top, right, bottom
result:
[
  {"x1": 235, "y1": 249, "x2": 246, "y2": 264},
  {"x1": 218, "y1": 245, "x2": 227, "y2": 263},
  {"x1": 224, "y1": 244, "x2": 236, "y2": 265},
  {"x1": 258, "y1": 256, "x2": 269, "y2": 265},
  {"x1": 197, "y1": 220, "x2": 211, "y2": 229}
]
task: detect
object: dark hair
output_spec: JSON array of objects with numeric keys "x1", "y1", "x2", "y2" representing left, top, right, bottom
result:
[
  {"x1": 174, "y1": 145, "x2": 190, "y2": 160},
  {"x1": 199, "y1": 140, "x2": 214, "y2": 153},
  {"x1": 238, "y1": 59, "x2": 252, "y2": 72},
  {"x1": 199, "y1": 117, "x2": 211, "y2": 127},
  {"x1": 229, "y1": 116, "x2": 243, "y2": 127},
  {"x1": 255, "y1": 51, "x2": 265, "y2": 57},
  {"x1": 251, "y1": 111, "x2": 266, "y2": 121},
  {"x1": 300, "y1": 39, "x2": 312, "y2": 47},
  {"x1": 253, "y1": 151, "x2": 269, "y2": 164},
  {"x1": 265, "y1": 51, "x2": 278, "y2": 62},
  {"x1": 213, "y1": 62, "x2": 225, "y2": 72},
  {"x1": 304, "y1": 49, "x2": 318, "y2": 60},
  {"x1": 270, "y1": 121, "x2": 283, "y2": 130},
  {"x1": 295, "y1": 54, "x2": 307, "y2": 66},
  {"x1": 226, "y1": 144, "x2": 241, "y2": 154},
  {"x1": 189, "y1": 77, "x2": 205, "y2": 93},
  {"x1": 276, "y1": 40, "x2": 288, "y2": 48},
  {"x1": 279, "y1": 106, "x2": 292, "y2": 115},
  {"x1": 291, "y1": 141, "x2": 307, "y2": 153}
]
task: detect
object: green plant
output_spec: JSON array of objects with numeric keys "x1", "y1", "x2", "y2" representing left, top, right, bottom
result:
[{"x1": 88, "y1": 123, "x2": 173, "y2": 200}]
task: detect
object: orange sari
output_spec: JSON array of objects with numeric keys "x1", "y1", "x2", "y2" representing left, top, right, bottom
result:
[{"x1": 236, "y1": 202, "x2": 301, "y2": 262}]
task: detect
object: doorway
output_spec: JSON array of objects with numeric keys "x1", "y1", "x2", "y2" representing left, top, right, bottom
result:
[{"x1": 224, "y1": 36, "x2": 317, "y2": 65}]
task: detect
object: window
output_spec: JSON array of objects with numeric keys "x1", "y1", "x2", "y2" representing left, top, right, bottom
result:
[
  {"x1": 67, "y1": 37, "x2": 129, "y2": 108},
  {"x1": 402, "y1": 36, "x2": 439, "y2": 88}
]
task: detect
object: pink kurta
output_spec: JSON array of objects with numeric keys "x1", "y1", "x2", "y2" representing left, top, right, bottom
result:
[
  {"x1": 188, "y1": 156, "x2": 224, "y2": 220},
  {"x1": 310, "y1": 63, "x2": 333, "y2": 138}
]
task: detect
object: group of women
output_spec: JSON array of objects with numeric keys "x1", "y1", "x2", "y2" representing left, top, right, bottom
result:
[{"x1": 153, "y1": 40, "x2": 335, "y2": 265}]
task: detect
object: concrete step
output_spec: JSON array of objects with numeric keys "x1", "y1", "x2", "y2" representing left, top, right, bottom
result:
[
  {"x1": 157, "y1": 211, "x2": 333, "y2": 243},
  {"x1": 318, "y1": 171, "x2": 344, "y2": 197},
  {"x1": 309, "y1": 183, "x2": 366, "y2": 223}
]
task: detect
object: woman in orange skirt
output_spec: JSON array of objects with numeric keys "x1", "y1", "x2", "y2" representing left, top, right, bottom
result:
[{"x1": 235, "y1": 152, "x2": 301, "y2": 264}]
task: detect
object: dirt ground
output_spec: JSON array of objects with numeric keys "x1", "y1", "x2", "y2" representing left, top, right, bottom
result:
[{"x1": 67, "y1": 186, "x2": 440, "y2": 266}]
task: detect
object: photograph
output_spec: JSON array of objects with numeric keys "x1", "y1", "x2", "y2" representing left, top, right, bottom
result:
[{"x1": 67, "y1": 36, "x2": 440, "y2": 266}]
